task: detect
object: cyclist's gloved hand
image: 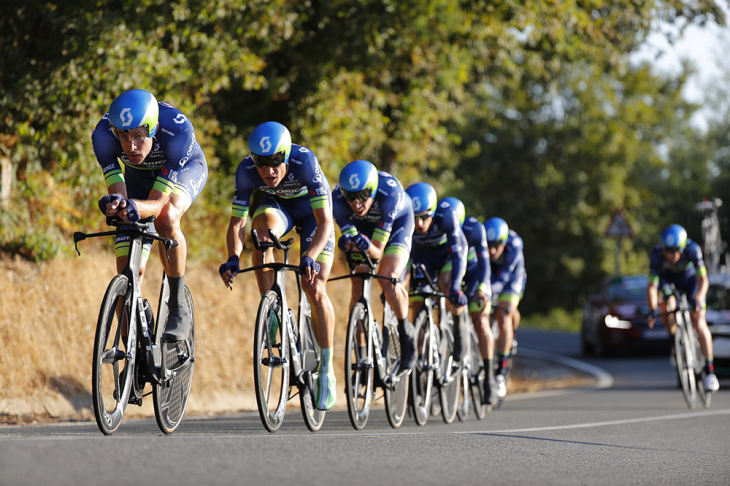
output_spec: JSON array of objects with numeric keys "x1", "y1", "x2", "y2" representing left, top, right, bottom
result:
[
  {"x1": 123, "y1": 199, "x2": 140, "y2": 223},
  {"x1": 219, "y1": 255, "x2": 240, "y2": 276},
  {"x1": 449, "y1": 290, "x2": 468, "y2": 307},
  {"x1": 353, "y1": 233, "x2": 371, "y2": 252},
  {"x1": 338, "y1": 234, "x2": 352, "y2": 251},
  {"x1": 299, "y1": 255, "x2": 321, "y2": 277},
  {"x1": 98, "y1": 193, "x2": 125, "y2": 215},
  {"x1": 647, "y1": 308, "x2": 660, "y2": 319}
]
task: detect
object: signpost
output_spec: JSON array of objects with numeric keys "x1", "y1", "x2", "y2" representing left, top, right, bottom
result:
[{"x1": 604, "y1": 209, "x2": 633, "y2": 276}]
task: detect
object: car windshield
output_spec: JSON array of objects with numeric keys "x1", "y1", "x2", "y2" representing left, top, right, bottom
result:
[
  {"x1": 707, "y1": 283, "x2": 730, "y2": 310},
  {"x1": 607, "y1": 276, "x2": 647, "y2": 303}
]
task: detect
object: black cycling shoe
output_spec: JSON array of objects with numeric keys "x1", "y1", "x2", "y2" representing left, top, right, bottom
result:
[
  {"x1": 398, "y1": 320, "x2": 417, "y2": 372},
  {"x1": 162, "y1": 303, "x2": 191, "y2": 342},
  {"x1": 452, "y1": 314, "x2": 469, "y2": 363}
]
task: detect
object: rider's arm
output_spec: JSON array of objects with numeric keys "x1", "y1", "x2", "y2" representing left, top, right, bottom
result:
[
  {"x1": 308, "y1": 206, "x2": 333, "y2": 261},
  {"x1": 445, "y1": 212, "x2": 467, "y2": 293},
  {"x1": 107, "y1": 181, "x2": 128, "y2": 199},
  {"x1": 646, "y1": 280, "x2": 659, "y2": 312},
  {"x1": 226, "y1": 215, "x2": 248, "y2": 258}
]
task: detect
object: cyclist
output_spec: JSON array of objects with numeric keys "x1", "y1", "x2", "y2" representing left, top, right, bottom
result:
[
  {"x1": 646, "y1": 224, "x2": 720, "y2": 392},
  {"x1": 484, "y1": 217, "x2": 526, "y2": 399},
  {"x1": 218, "y1": 121, "x2": 338, "y2": 410},
  {"x1": 441, "y1": 197, "x2": 498, "y2": 406},
  {"x1": 333, "y1": 160, "x2": 417, "y2": 372},
  {"x1": 93, "y1": 89, "x2": 208, "y2": 342},
  {"x1": 405, "y1": 183, "x2": 469, "y2": 363}
]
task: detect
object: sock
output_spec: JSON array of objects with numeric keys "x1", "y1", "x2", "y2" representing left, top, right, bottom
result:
[
  {"x1": 168, "y1": 275, "x2": 186, "y2": 309},
  {"x1": 705, "y1": 358, "x2": 714, "y2": 374},
  {"x1": 496, "y1": 352, "x2": 509, "y2": 375},
  {"x1": 320, "y1": 347, "x2": 333, "y2": 374},
  {"x1": 483, "y1": 357, "x2": 494, "y2": 377}
]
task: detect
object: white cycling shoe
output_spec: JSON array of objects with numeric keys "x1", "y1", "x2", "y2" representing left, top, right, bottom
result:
[
  {"x1": 495, "y1": 374, "x2": 507, "y2": 398},
  {"x1": 704, "y1": 373, "x2": 720, "y2": 393}
]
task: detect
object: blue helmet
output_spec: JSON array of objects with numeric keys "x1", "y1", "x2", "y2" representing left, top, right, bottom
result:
[
  {"x1": 440, "y1": 197, "x2": 465, "y2": 227},
  {"x1": 108, "y1": 89, "x2": 159, "y2": 138},
  {"x1": 661, "y1": 224, "x2": 688, "y2": 252},
  {"x1": 248, "y1": 121, "x2": 292, "y2": 167},
  {"x1": 339, "y1": 160, "x2": 379, "y2": 202},
  {"x1": 484, "y1": 217, "x2": 509, "y2": 246},
  {"x1": 406, "y1": 182, "x2": 438, "y2": 217}
]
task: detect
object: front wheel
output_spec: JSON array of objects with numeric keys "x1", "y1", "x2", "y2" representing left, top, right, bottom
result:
[
  {"x1": 345, "y1": 303, "x2": 373, "y2": 430},
  {"x1": 299, "y1": 314, "x2": 325, "y2": 432},
  {"x1": 153, "y1": 284, "x2": 196, "y2": 434},
  {"x1": 469, "y1": 329, "x2": 488, "y2": 419},
  {"x1": 92, "y1": 275, "x2": 134, "y2": 435},
  {"x1": 253, "y1": 291, "x2": 290, "y2": 432},
  {"x1": 410, "y1": 309, "x2": 434, "y2": 426},
  {"x1": 382, "y1": 303, "x2": 409, "y2": 429},
  {"x1": 675, "y1": 320, "x2": 697, "y2": 409}
]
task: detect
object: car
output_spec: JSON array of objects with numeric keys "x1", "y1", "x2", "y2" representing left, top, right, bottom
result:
[
  {"x1": 582, "y1": 275, "x2": 671, "y2": 356},
  {"x1": 705, "y1": 272, "x2": 730, "y2": 378}
]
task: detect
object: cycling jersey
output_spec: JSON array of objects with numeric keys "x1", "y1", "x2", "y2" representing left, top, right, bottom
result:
[
  {"x1": 490, "y1": 230, "x2": 526, "y2": 304},
  {"x1": 231, "y1": 144, "x2": 335, "y2": 263},
  {"x1": 92, "y1": 102, "x2": 208, "y2": 203},
  {"x1": 462, "y1": 216, "x2": 491, "y2": 302},
  {"x1": 411, "y1": 200, "x2": 468, "y2": 295},
  {"x1": 333, "y1": 171, "x2": 414, "y2": 258},
  {"x1": 649, "y1": 239, "x2": 706, "y2": 299}
]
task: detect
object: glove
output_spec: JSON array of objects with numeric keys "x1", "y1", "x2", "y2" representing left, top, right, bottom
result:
[
  {"x1": 353, "y1": 233, "x2": 371, "y2": 252},
  {"x1": 124, "y1": 199, "x2": 140, "y2": 223},
  {"x1": 647, "y1": 308, "x2": 659, "y2": 319},
  {"x1": 299, "y1": 255, "x2": 321, "y2": 276},
  {"x1": 98, "y1": 194, "x2": 125, "y2": 215},
  {"x1": 219, "y1": 255, "x2": 240, "y2": 276},
  {"x1": 449, "y1": 290, "x2": 468, "y2": 307},
  {"x1": 338, "y1": 234, "x2": 352, "y2": 251}
]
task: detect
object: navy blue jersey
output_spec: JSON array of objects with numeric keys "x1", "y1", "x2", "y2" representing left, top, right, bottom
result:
[
  {"x1": 490, "y1": 230, "x2": 526, "y2": 296},
  {"x1": 92, "y1": 102, "x2": 207, "y2": 200},
  {"x1": 462, "y1": 216, "x2": 490, "y2": 297},
  {"x1": 333, "y1": 171, "x2": 411, "y2": 244},
  {"x1": 412, "y1": 200, "x2": 468, "y2": 293},
  {"x1": 231, "y1": 144, "x2": 330, "y2": 220},
  {"x1": 649, "y1": 239, "x2": 706, "y2": 285}
]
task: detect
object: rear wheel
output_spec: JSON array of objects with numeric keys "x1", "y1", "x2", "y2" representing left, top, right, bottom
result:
[
  {"x1": 299, "y1": 314, "x2": 326, "y2": 432},
  {"x1": 675, "y1": 319, "x2": 697, "y2": 409},
  {"x1": 410, "y1": 309, "x2": 434, "y2": 426},
  {"x1": 383, "y1": 302, "x2": 409, "y2": 429},
  {"x1": 92, "y1": 275, "x2": 134, "y2": 435},
  {"x1": 345, "y1": 303, "x2": 373, "y2": 430},
  {"x1": 153, "y1": 284, "x2": 196, "y2": 434},
  {"x1": 691, "y1": 329, "x2": 712, "y2": 409},
  {"x1": 456, "y1": 369, "x2": 470, "y2": 421},
  {"x1": 253, "y1": 291, "x2": 289, "y2": 432},
  {"x1": 468, "y1": 329, "x2": 488, "y2": 419}
]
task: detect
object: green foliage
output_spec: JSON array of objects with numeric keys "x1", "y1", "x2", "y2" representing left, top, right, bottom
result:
[
  {"x1": 521, "y1": 307, "x2": 582, "y2": 333},
  {"x1": 1, "y1": 0, "x2": 727, "y2": 321}
]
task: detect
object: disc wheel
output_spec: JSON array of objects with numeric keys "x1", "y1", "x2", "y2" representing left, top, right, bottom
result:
[
  {"x1": 383, "y1": 303, "x2": 409, "y2": 429},
  {"x1": 410, "y1": 309, "x2": 434, "y2": 426},
  {"x1": 153, "y1": 285, "x2": 196, "y2": 434},
  {"x1": 253, "y1": 291, "x2": 290, "y2": 432},
  {"x1": 345, "y1": 303, "x2": 374, "y2": 430},
  {"x1": 92, "y1": 275, "x2": 134, "y2": 435},
  {"x1": 299, "y1": 314, "x2": 326, "y2": 432}
]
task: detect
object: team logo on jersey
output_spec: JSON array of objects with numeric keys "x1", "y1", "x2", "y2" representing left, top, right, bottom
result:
[
  {"x1": 289, "y1": 173, "x2": 295, "y2": 181},
  {"x1": 120, "y1": 108, "x2": 133, "y2": 127},
  {"x1": 173, "y1": 114, "x2": 187, "y2": 125},
  {"x1": 313, "y1": 175, "x2": 322, "y2": 183},
  {"x1": 387, "y1": 179, "x2": 397, "y2": 187}
]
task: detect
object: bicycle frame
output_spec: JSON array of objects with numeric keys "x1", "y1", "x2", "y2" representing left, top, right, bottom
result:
[
  {"x1": 239, "y1": 229, "x2": 318, "y2": 394},
  {"x1": 329, "y1": 251, "x2": 403, "y2": 387},
  {"x1": 74, "y1": 218, "x2": 183, "y2": 386}
]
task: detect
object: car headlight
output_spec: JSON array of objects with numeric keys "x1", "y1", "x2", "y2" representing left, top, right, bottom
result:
[{"x1": 604, "y1": 315, "x2": 632, "y2": 329}]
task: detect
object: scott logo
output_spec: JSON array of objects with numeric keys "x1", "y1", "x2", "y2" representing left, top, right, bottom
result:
[
  {"x1": 259, "y1": 136, "x2": 272, "y2": 153},
  {"x1": 173, "y1": 114, "x2": 187, "y2": 124},
  {"x1": 120, "y1": 108, "x2": 133, "y2": 127},
  {"x1": 348, "y1": 174, "x2": 360, "y2": 189}
]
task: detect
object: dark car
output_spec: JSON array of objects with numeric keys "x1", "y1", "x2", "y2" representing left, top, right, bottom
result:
[
  {"x1": 582, "y1": 275, "x2": 671, "y2": 356},
  {"x1": 706, "y1": 272, "x2": 730, "y2": 378}
]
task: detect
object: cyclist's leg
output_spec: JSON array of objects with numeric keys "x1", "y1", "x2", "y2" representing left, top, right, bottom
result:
[
  {"x1": 496, "y1": 292, "x2": 519, "y2": 367},
  {"x1": 299, "y1": 215, "x2": 337, "y2": 410},
  {"x1": 468, "y1": 285, "x2": 498, "y2": 405},
  {"x1": 250, "y1": 199, "x2": 292, "y2": 295},
  {"x1": 688, "y1": 285, "x2": 720, "y2": 391}
]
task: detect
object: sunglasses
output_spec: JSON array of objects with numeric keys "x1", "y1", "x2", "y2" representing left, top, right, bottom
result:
[
  {"x1": 251, "y1": 151, "x2": 286, "y2": 168},
  {"x1": 487, "y1": 241, "x2": 504, "y2": 249},
  {"x1": 415, "y1": 212, "x2": 432, "y2": 221},
  {"x1": 341, "y1": 188, "x2": 372, "y2": 202},
  {"x1": 663, "y1": 246, "x2": 681, "y2": 254}
]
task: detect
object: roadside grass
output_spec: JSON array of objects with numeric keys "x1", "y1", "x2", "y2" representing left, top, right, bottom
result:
[{"x1": 521, "y1": 307, "x2": 582, "y2": 333}]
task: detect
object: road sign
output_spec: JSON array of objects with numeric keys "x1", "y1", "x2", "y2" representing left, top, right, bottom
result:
[{"x1": 604, "y1": 209, "x2": 633, "y2": 239}]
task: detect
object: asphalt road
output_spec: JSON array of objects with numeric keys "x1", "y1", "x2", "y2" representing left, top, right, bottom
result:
[{"x1": 2, "y1": 330, "x2": 729, "y2": 486}]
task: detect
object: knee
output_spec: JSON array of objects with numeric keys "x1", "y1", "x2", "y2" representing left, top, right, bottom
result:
[{"x1": 156, "y1": 206, "x2": 182, "y2": 236}]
